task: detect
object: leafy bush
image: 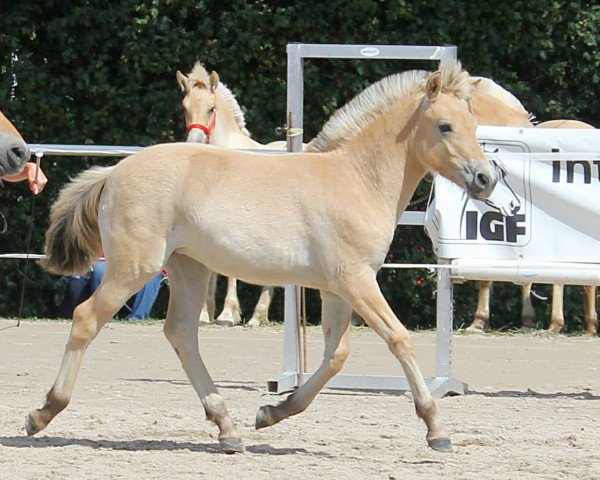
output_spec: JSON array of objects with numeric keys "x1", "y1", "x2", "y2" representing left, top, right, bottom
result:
[{"x1": 1, "y1": 1, "x2": 598, "y2": 330}]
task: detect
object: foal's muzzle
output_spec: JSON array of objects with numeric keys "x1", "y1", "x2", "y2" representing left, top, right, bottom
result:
[{"x1": 464, "y1": 161, "x2": 498, "y2": 200}]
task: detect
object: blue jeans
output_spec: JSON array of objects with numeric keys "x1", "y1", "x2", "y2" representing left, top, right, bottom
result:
[
  {"x1": 85, "y1": 261, "x2": 164, "y2": 319},
  {"x1": 127, "y1": 274, "x2": 164, "y2": 319}
]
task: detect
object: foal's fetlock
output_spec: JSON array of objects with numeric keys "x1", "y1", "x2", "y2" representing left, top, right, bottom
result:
[
  {"x1": 465, "y1": 317, "x2": 487, "y2": 333},
  {"x1": 216, "y1": 306, "x2": 241, "y2": 327},
  {"x1": 247, "y1": 312, "x2": 268, "y2": 328}
]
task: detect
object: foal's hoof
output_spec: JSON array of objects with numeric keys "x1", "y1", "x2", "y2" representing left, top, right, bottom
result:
[
  {"x1": 465, "y1": 326, "x2": 486, "y2": 334},
  {"x1": 246, "y1": 318, "x2": 260, "y2": 328},
  {"x1": 24, "y1": 411, "x2": 44, "y2": 436},
  {"x1": 216, "y1": 318, "x2": 235, "y2": 327},
  {"x1": 428, "y1": 437, "x2": 453, "y2": 453},
  {"x1": 219, "y1": 437, "x2": 245, "y2": 454},
  {"x1": 255, "y1": 405, "x2": 275, "y2": 430}
]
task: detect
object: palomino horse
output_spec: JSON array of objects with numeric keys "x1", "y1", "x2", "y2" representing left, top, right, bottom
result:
[
  {"x1": 466, "y1": 77, "x2": 598, "y2": 335},
  {"x1": 0, "y1": 109, "x2": 30, "y2": 179},
  {"x1": 29, "y1": 62, "x2": 497, "y2": 453},
  {"x1": 176, "y1": 62, "x2": 285, "y2": 327}
]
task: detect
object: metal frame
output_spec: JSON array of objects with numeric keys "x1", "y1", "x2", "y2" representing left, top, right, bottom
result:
[{"x1": 268, "y1": 43, "x2": 466, "y2": 396}]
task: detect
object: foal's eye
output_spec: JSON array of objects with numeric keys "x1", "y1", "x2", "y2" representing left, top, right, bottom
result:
[
  {"x1": 439, "y1": 123, "x2": 452, "y2": 134},
  {"x1": 208, "y1": 107, "x2": 216, "y2": 114}
]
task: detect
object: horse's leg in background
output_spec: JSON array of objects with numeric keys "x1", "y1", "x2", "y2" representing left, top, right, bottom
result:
[
  {"x1": 256, "y1": 291, "x2": 352, "y2": 428},
  {"x1": 247, "y1": 286, "x2": 274, "y2": 327},
  {"x1": 583, "y1": 286, "x2": 598, "y2": 335},
  {"x1": 466, "y1": 280, "x2": 492, "y2": 332},
  {"x1": 26, "y1": 262, "x2": 153, "y2": 435},
  {"x1": 548, "y1": 283, "x2": 565, "y2": 333},
  {"x1": 520, "y1": 283, "x2": 536, "y2": 330},
  {"x1": 163, "y1": 253, "x2": 243, "y2": 453},
  {"x1": 199, "y1": 273, "x2": 217, "y2": 325},
  {"x1": 216, "y1": 277, "x2": 241, "y2": 327}
]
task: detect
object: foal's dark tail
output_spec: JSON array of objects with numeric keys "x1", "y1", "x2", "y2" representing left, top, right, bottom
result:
[{"x1": 40, "y1": 166, "x2": 114, "y2": 275}]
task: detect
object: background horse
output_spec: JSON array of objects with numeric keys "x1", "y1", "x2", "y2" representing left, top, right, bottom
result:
[
  {"x1": 176, "y1": 62, "x2": 286, "y2": 327},
  {"x1": 0, "y1": 109, "x2": 30, "y2": 179},
  {"x1": 30, "y1": 62, "x2": 497, "y2": 454},
  {"x1": 466, "y1": 77, "x2": 598, "y2": 335}
]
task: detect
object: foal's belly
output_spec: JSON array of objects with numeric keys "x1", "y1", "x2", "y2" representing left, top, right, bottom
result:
[{"x1": 174, "y1": 226, "x2": 329, "y2": 290}]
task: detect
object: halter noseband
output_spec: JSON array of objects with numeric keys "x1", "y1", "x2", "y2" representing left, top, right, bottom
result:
[{"x1": 186, "y1": 109, "x2": 217, "y2": 138}]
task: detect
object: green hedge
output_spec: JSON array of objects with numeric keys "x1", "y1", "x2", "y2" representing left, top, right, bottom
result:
[{"x1": 1, "y1": 1, "x2": 599, "y2": 330}]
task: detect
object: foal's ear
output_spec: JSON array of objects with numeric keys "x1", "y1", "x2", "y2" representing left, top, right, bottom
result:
[
  {"x1": 426, "y1": 71, "x2": 443, "y2": 102},
  {"x1": 176, "y1": 71, "x2": 189, "y2": 92},
  {"x1": 209, "y1": 71, "x2": 220, "y2": 92}
]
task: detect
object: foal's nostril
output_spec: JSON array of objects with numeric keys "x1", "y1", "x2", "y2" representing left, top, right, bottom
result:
[
  {"x1": 475, "y1": 172, "x2": 489, "y2": 189},
  {"x1": 7, "y1": 143, "x2": 29, "y2": 168}
]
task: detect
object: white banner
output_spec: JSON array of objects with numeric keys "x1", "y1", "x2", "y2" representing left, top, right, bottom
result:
[{"x1": 425, "y1": 126, "x2": 600, "y2": 265}]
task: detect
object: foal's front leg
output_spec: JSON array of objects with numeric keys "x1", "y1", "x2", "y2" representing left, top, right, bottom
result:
[
  {"x1": 256, "y1": 291, "x2": 352, "y2": 428},
  {"x1": 216, "y1": 277, "x2": 241, "y2": 327},
  {"x1": 466, "y1": 280, "x2": 492, "y2": 332},
  {"x1": 342, "y1": 272, "x2": 451, "y2": 452}
]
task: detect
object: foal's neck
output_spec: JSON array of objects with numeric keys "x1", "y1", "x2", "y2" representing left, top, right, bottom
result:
[
  {"x1": 210, "y1": 92, "x2": 262, "y2": 149},
  {"x1": 344, "y1": 97, "x2": 427, "y2": 223}
]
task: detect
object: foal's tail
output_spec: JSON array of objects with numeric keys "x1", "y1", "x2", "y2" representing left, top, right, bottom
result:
[{"x1": 41, "y1": 166, "x2": 115, "y2": 275}]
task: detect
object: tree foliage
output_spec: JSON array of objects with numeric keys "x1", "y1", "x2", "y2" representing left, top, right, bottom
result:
[{"x1": 1, "y1": 0, "x2": 598, "y2": 330}]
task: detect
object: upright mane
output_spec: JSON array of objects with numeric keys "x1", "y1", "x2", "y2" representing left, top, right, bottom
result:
[
  {"x1": 187, "y1": 62, "x2": 252, "y2": 137},
  {"x1": 307, "y1": 61, "x2": 473, "y2": 152},
  {"x1": 471, "y1": 76, "x2": 530, "y2": 115}
]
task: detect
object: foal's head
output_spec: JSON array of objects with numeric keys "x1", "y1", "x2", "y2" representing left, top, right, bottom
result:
[
  {"x1": 414, "y1": 64, "x2": 497, "y2": 200},
  {"x1": 0, "y1": 109, "x2": 30, "y2": 177},
  {"x1": 176, "y1": 63, "x2": 219, "y2": 143}
]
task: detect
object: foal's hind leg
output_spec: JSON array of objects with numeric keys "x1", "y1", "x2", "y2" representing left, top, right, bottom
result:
[
  {"x1": 520, "y1": 283, "x2": 537, "y2": 330},
  {"x1": 256, "y1": 291, "x2": 352, "y2": 428},
  {"x1": 216, "y1": 277, "x2": 241, "y2": 327},
  {"x1": 548, "y1": 284, "x2": 565, "y2": 333},
  {"x1": 26, "y1": 267, "x2": 150, "y2": 436},
  {"x1": 199, "y1": 273, "x2": 217, "y2": 325},
  {"x1": 247, "y1": 286, "x2": 274, "y2": 327},
  {"x1": 583, "y1": 286, "x2": 598, "y2": 335},
  {"x1": 163, "y1": 253, "x2": 243, "y2": 453},
  {"x1": 342, "y1": 272, "x2": 450, "y2": 452}
]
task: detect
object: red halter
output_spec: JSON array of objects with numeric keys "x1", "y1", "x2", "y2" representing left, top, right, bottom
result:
[{"x1": 186, "y1": 109, "x2": 217, "y2": 138}]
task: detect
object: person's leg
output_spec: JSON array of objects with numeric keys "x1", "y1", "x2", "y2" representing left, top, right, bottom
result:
[
  {"x1": 127, "y1": 273, "x2": 164, "y2": 319},
  {"x1": 88, "y1": 261, "x2": 106, "y2": 293},
  {"x1": 60, "y1": 275, "x2": 90, "y2": 319}
]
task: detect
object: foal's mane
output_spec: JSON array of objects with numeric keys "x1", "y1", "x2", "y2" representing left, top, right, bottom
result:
[
  {"x1": 471, "y1": 76, "x2": 530, "y2": 115},
  {"x1": 307, "y1": 61, "x2": 473, "y2": 153},
  {"x1": 187, "y1": 62, "x2": 251, "y2": 137}
]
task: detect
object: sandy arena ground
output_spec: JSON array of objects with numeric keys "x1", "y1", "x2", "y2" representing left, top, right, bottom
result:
[{"x1": 0, "y1": 318, "x2": 599, "y2": 480}]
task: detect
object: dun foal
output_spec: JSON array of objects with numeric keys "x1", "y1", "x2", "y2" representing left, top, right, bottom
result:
[
  {"x1": 29, "y1": 62, "x2": 496, "y2": 453},
  {"x1": 176, "y1": 62, "x2": 285, "y2": 327}
]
